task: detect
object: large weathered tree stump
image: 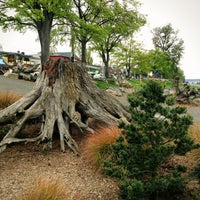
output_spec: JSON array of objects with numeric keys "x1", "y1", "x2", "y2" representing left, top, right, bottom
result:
[{"x1": 0, "y1": 59, "x2": 131, "y2": 154}]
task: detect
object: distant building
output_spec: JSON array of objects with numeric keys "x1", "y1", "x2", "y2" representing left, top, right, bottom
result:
[
  {"x1": 50, "y1": 52, "x2": 102, "y2": 75},
  {"x1": 50, "y1": 52, "x2": 81, "y2": 62},
  {"x1": 0, "y1": 50, "x2": 36, "y2": 67}
]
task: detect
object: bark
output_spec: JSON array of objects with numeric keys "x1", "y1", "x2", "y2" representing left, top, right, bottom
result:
[
  {"x1": 176, "y1": 83, "x2": 200, "y2": 104},
  {"x1": 0, "y1": 59, "x2": 131, "y2": 155},
  {"x1": 36, "y1": 10, "x2": 54, "y2": 65}
]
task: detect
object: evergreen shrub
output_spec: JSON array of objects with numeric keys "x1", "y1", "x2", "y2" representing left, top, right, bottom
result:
[{"x1": 103, "y1": 80, "x2": 197, "y2": 200}]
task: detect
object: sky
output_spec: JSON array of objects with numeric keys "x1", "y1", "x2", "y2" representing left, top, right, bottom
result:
[
  {"x1": 137, "y1": 0, "x2": 200, "y2": 79},
  {"x1": 0, "y1": 0, "x2": 199, "y2": 79}
]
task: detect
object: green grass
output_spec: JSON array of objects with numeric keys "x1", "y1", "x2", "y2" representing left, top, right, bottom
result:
[
  {"x1": 95, "y1": 79, "x2": 118, "y2": 89},
  {"x1": 95, "y1": 78, "x2": 174, "y2": 91}
]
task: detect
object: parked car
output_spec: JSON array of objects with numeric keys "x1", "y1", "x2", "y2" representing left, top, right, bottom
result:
[
  {"x1": 18, "y1": 72, "x2": 32, "y2": 80},
  {"x1": 30, "y1": 71, "x2": 39, "y2": 81},
  {"x1": 93, "y1": 73, "x2": 104, "y2": 79},
  {"x1": 18, "y1": 71, "x2": 39, "y2": 81}
]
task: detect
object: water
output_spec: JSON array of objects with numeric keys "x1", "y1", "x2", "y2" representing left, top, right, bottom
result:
[{"x1": 185, "y1": 79, "x2": 200, "y2": 84}]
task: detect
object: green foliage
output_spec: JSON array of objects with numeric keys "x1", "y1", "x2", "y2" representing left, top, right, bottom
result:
[
  {"x1": 152, "y1": 24, "x2": 184, "y2": 78},
  {"x1": 95, "y1": 79, "x2": 118, "y2": 89},
  {"x1": 165, "y1": 96, "x2": 176, "y2": 106},
  {"x1": 191, "y1": 163, "x2": 200, "y2": 184},
  {"x1": 0, "y1": 0, "x2": 71, "y2": 64},
  {"x1": 103, "y1": 80, "x2": 196, "y2": 199},
  {"x1": 91, "y1": 0, "x2": 146, "y2": 77},
  {"x1": 120, "y1": 179, "x2": 145, "y2": 200}
]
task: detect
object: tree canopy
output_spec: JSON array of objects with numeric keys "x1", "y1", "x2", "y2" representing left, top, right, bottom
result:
[
  {"x1": 152, "y1": 24, "x2": 184, "y2": 78},
  {"x1": 92, "y1": 0, "x2": 146, "y2": 77},
  {"x1": 0, "y1": 0, "x2": 72, "y2": 64}
]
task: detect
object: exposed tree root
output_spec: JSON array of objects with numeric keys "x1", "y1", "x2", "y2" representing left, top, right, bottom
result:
[{"x1": 0, "y1": 59, "x2": 131, "y2": 154}]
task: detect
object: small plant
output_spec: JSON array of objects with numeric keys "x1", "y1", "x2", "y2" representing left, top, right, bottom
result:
[
  {"x1": 16, "y1": 177, "x2": 81, "y2": 200},
  {"x1": 187, "y1": 122, "x2": 200, "y2": 160},
  {"x1": 0, "y1": 91, "x2": 22, "y2": 109},
  {"x1": 103, "y1": 80, "x2": 197, "y2": 200},
  {"x1": 81, "y1": 125, "x2": 122, "y2": 169},
  {"x1": 189, "y1": 122, "x2": 200, "y2": 143}
]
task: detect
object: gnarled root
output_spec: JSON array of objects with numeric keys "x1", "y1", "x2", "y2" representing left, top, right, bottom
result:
[{"x1": 0, "y1": 59, "x2": 130, "y2": 154}]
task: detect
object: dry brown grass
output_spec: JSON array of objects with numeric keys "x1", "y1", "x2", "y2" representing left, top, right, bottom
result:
[
  {"x1": 16, "y1": 177, "x2": 83, "y2": 200},
  {"x1": 189, "y1": 122, "x2": 200, "y2": 143},
  {"x1": 0, "y1": 91, "x2": 22, "y2": 109},
  {"x1": 81, "y1": 125, "x2": 122, "y2": 169},
  {"x1": 187, "y1": 122, "x2": 200, "y2": 161}
]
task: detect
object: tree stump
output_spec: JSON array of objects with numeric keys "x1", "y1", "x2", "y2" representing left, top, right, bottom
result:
[{"x1": 0, "y1": 59, "x2": 131, "y2": 154}]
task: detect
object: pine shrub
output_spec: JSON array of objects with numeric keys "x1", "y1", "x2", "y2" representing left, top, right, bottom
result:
[{"x1": 103, "y1": 80, "x2": 197, "y2": 200}]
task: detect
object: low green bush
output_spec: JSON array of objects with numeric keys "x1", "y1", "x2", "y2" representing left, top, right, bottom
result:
[{"x1": 103, "y1": 80, "x2": 197, "y2": 200}]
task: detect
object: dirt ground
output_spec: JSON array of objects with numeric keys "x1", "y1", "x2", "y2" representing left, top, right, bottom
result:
[{"x1": 0, "y1": 135, "x2": 120, "y2": 200}]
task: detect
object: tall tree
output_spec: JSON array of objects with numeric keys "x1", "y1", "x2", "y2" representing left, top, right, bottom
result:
[
  {"x1": 68, "y1": 0, "x2": 116, "y2": 63},
  {"x1": 0, "y1": 0, "x2": 131, "y2": 155},
  {"x1": 111, "y1": 39, "x2": 144, "y2": 78},
  {"x1": 92, "y1": 0, "x2": 146, "y2": 78},
  {"x1": 152, "y1": 24, "x2": 184, "y2": 77},
  {"x1": 0, "y1": 0, "x2": 71, "y2": 65}
]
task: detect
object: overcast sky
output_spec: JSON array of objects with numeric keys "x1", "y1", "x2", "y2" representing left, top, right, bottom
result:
[
  {"x1": 138, "y1": 0, "x2": 200, "y2": 79},
  {"x1": 0, "y1": 0, "x2": 199, "y2": 79}
]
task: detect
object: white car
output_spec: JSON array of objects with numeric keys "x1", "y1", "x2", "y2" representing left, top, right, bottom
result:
[
  {"x1": 93, "y1": 73, "x2": 104, "y2": 79},
  {"x1": 30, "y1": 71, "x2": 39, "y2": 81}
]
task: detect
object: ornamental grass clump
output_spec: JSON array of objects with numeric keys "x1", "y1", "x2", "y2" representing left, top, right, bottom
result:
[
  {"x1": 187, "y1": 122, "x2": 200, "y2": 160},
  {"x1": 16, "y1": 177, "x2": 82, "y2": 200},
  {"x1": 81, "y1": 125, "x2": 122, "y2": 169},
  {"x1": 0, "y1": 91, "x2": 22, "y2": 109},
  {"x1": 103, "y1": 80, "x2": 198, "y2": 200},
  {"x1": 0, "y1": 92, "x2": 21, "y2": 139}
]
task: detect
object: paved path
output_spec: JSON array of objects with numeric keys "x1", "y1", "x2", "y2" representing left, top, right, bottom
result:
[
  {"x1": 117, "y1": 96, "x2": 200, "y2": 123},
  {"x1": 0, "y1": 75, "x2": 34, "y2": 95},
  {"x1": 0, "y1": 75, "x2": 199, "y2": 122}
]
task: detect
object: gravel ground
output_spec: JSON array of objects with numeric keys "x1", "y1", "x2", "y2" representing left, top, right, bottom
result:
[{"x1": 0, "y1": 141, "x2": 120, "y2": 200}]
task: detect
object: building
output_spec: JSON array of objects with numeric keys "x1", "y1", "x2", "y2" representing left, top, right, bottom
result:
[
  {"x1": 50, "y1": 52, "x2": 101, "y2": 75},
  {"x1": 0, "y1": 51, "x2": 35, "y2": 67},
  {"x1": 50, "y1": 52, "x2": 81, "y2": 62}
]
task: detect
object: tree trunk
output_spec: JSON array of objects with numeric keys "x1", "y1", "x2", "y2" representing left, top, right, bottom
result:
[
  {"x1": 0, "y1": 59, "x2": 131, "y2": 155},
  {"x1": 81, "y1": 39, "x2": 87, "y2": 63},
  {"x1": 102, "y1": 51, "x2": 110, "y2": 78},
  {"x1": 36, "y1": 11, "x2": 54, "y2": 65}
]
